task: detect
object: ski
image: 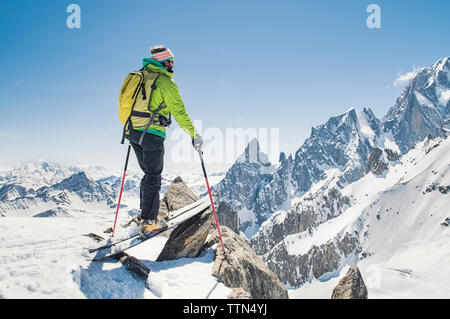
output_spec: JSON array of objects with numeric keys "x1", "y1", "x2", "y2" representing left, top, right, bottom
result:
[
  {"x1": 90, "y1": 199, "x2": 212, "y2": 262},
  {"x1": 87, "y1": 196, "x2": 210, "y2": 254}
]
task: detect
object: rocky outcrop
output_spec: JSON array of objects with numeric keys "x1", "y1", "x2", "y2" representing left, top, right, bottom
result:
[
  {"x1": 114, "y1": 252, "x2": 151, "y2": 282},
  {"x1": 250, "y1": 186, "x2": 351, "y2": 256},
  {"x1": 331, "y1": 264, "x2": 368, "y2": 299},
  {"x1": 157, "y1": 207, "x2": 213, "y2": 261},
  {"x1": 206, "y1": 226, "x2": 289, "y2": 299},
  {"x1": 264, "y1": 232, "x2": 360, "y2": 287},
  {"x1": 384, "y1": 148, "x2": 401, "y2": 161},
  {"x1": 125, "y1": 176, "x2": 198, "y2": 228},
  {"x1": 227, "y1": 288, "x2": 252, "y2": 299},
  {"x1": 155, "y1": 176, "x2": 213, "y2": 261},
  {"x1": 163, "y1": 176, "x2": 199, "y2": 212},
  {"x1": 365, "y1": 148, "x2": 388, "y2": 175},
  {"x1": 365, "y1": 147, "x2": 401, "y2": 175},
  {"x1": 439, "y1": 119, "x2": 450, "y2": 138},
  {"x1": 216, "y1": 201, "x2": 240, "y2": 234}
]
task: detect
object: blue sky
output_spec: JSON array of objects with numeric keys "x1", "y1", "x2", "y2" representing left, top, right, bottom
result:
[{"x1": 0, "y1": 0, "x2": 449, "y2": 171}]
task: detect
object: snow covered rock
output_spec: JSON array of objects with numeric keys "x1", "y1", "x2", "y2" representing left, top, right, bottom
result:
[
  {"x1": 331, "y1": 264, "x2": 368, "y2": 299},
  {"x1": 206, "y1": 226, "x2": 289, "y2": 299},
  {"x1": 365, "y1": 148, "x2": 388, "y2": 175}
]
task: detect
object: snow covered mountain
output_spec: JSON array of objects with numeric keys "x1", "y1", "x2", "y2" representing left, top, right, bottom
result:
[
  {"x1": 0, "y1": 160, "x2": 78, "y2": 190},
  {"x1": 384, "y1": 57, "x2": 450, "y2": 153},
  {"x1": 261, "y1": 128, "x2": 450, "y2": 295},
  {"x1": 214, "y1": 57, "x2": 450, "y2": 295},
  {"x1": 0, "y1": 160, "x2": 225, "y2": 218},
  {"x1": 215, "y1": 107, "x2": 390, "y2": 237},
  {"x1": 216, "y1": 57, "x2": 449, "y2": 240},
  {"x1": 213, "y1": 139, "x2": 277, "y2": 236}
]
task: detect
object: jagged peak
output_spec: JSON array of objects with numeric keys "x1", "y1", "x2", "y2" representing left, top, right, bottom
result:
[
  {"x1": 54, "y1": 171, "x2": 92, "y2": 188},
  {"x1": 310, "y1": 107, "x2": 377, "y2": 136},
  {"x1": 431, "y1": 56, "x2": 450, "y2": 72},
  {"x1": 345, "y1": 107, "x2": 356, "y2": 114},
  {"x1": 235, "y1": 138, "x2": 271, "y2": 166}
]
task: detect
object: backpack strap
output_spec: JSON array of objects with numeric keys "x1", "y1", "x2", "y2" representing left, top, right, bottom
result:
[
  {"x1": 138, "y1": 101, "x2": 165, "y2": 146},
  {"x1": 137, "y1": 72, "x2": 162, "y2": 146}
]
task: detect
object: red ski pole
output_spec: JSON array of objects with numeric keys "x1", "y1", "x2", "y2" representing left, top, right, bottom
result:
[
  {"x1": 111, "y1": 144, "x2": 132, "y2": 237},
  {"x1": 197, "y1": 150, "x2": 227, "y2": 258}
]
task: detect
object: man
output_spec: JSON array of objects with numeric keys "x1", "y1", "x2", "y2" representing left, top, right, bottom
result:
[{"x1": 127, "y1": 45, "x2": 203, "y2": 234}]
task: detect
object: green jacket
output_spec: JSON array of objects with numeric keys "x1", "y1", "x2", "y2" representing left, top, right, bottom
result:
[{"x1": 136, "y1": 58, "x2": 196, "y2": 139}]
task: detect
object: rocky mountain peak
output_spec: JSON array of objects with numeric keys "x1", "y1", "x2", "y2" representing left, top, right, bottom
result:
[
  {"x1": 235, "y1": 138, "x2": 271, "y2": 166},
  {"x1": 383, "y1": 57, "x2": 450, "y2": 153}
]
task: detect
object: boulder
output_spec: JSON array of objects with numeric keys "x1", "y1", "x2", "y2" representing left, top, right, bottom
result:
[
  {"x1": 156, "y1": 207, "x2": 213, "y2": 261},
  {"x1": 206, "y1": 226, "x2": 289, "y2": 299},
  {"x1": 124, "y1": 176, "x2": 197, "y2": 228},
  {"x1": 114, "y1": 252, "x2": 151, "y2": 282},
  {"x1": 216, "y1": 201, "x2": 240, "y2": 234},
  {"x1": 227, "y1": 288, "x2": 252, "y2": 299},
  {"x1": 331, "y1": 264, "x2": 368, "y2": 299},
  {"x1": 163, "y1": 176, "x2": 199, "y2": 212}
]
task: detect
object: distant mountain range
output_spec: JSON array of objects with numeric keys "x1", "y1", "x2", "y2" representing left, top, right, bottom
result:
[{"x1": 0, "y1": 160, "x2": 225, "y2": 217}]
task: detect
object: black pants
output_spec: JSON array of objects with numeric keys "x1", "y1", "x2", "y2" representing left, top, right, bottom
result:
[{"x1": 128, "y1": 130, "x2": 164, "y2": 221}]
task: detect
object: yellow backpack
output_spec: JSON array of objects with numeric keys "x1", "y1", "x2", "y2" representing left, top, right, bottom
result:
[{"x1": 118, "y1": 67, "x2": 171, "y2": 144}]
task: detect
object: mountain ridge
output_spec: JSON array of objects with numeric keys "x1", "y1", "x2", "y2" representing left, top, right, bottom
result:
[{"x1": 215, "y1": 56, "x2": 450, "y2": 240}]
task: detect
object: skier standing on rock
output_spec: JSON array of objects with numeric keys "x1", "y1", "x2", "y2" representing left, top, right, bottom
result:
[{"x1": 119, "y1": 45, "x2": 203, "y2": 234}]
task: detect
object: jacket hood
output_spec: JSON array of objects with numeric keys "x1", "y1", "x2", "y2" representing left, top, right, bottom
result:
[{"x1": 142, "y1": 58, "x2": 173, "y2": 78}]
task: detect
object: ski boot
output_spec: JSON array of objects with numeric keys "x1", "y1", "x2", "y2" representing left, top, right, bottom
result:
[{"x1": 139, "y1": 217, "x2": 168, "y2": 237}]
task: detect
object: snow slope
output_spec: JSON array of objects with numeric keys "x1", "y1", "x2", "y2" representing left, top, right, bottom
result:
[
  {"x1": 286, "y1": 134, "x2": 450, "y2": 298},
  {"x1": 0, "y1": 202, "x2": 231, "y2": 299},
  {"x1": 0, "y1": 163, "x2": 228, "y2": 299}
]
